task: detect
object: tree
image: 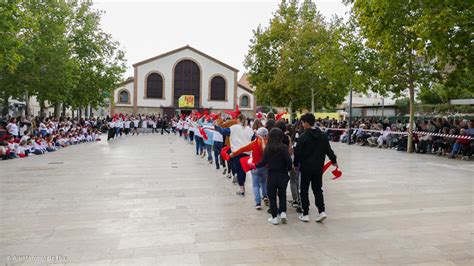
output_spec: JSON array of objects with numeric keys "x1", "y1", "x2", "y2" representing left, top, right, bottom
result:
[
  {"x1": 0, "y1": 0, "x2": 125, "y2": 118},
  {"x1": 349, "y1": 0, "x2": 436, "y2": 153},
  {"x1": 245, "y1": 0, "x2": 355, "y2": 117},
  {"x1": 244, "y1": 0, "x2": 299, "y2": 110},
  {"x1": 414, "y1": 1, "x2": 473, "y2": 92},
  {"x1": 0, "y1": 1, "x2": 32, "y2": 114},
  {"x1": 67, "y1": 1, "x2": 126, "y2": 116}
]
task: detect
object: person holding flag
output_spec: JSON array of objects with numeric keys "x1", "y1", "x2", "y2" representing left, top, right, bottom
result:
[{"x1": 294, "y1": 113, "x2": 338, "y2": 223}]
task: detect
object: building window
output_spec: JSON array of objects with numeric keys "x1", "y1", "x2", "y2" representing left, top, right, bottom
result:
[
  {"x1": 241, "y1": 95, "x2": 249, "y2": 107},
  {"x1": 210, "y1": 76, "x2": 226, "y2": 101},
  {"x1": 174, "y1": 59, "x2": 200, "y2": 108},
  {"x1": 146, "y1": 73, "x2": 164, "y2": 98},
  {"x1": 119, "y1": 90, "x2": 129, "y2": 103}
]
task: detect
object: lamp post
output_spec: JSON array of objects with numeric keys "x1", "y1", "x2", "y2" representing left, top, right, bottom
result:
[{"x1": 348, "y1": 79, "x2": 353, "y2": 145}]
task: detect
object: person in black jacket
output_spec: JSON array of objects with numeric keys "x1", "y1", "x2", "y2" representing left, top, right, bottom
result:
[
  {"x1": 253, "y1": 128, "x2": 292, "y2": 225},
  {"x1": 294, "y1": 113, "x2": 337, "y2": 223}
]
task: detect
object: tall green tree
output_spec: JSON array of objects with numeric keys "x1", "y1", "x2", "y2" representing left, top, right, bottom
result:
[
  {"x1": 67, "y1": 1, "x2": 126, "y2": 115},
  {"x1": 349, "y1": 0, "x2": 436, "y2": 153},
  {"x1": 244, "y1": 0, "x2": 299, "y2": 109},
  {"x1": 245, "y1": 0, "x2": 358, "y2": 116}
]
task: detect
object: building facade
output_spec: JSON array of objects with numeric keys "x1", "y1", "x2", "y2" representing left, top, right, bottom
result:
[{"x1": 112, "y1": 45, "x2": 255, "y2": 117}]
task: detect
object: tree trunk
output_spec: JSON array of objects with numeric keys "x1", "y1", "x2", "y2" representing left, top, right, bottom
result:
[
  {"x1": 39, "y1": 100, "x2": 46, "y2": 118},
  {"x1": 54, "y1": 103, "x2": 60, "y2": 118},
  {"x1": 407, "y1": 80, "x2": 415, "y2": 153},
  {"x1": 288, "y1": 101, "x2": 293, "y2": 124},
  {"x1": 84, "y1": 105, "x2": 89, "y2": 118},
  {"x1": 25, "y1": 91, "x2": 31, "y2": 117},
  {"x1": 62, "y1": 103, "x2": 66, "y2": 117},
  {"x1": 2, "y1": 94, "x2": 9, "y2": 116},
  {"x1": 78, "y1": 108, "x2": 82, "y2": 119},
  {"x1": 90, "y1": 105, "x2": 94, "y2": 118}
]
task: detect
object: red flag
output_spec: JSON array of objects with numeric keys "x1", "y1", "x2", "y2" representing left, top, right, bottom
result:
[
  {"x1": 220, "y1": 146, "x2": 231, "y2": 161},
  {"x1": 199, "y1": 127, "x2": 208, "y2": 140},
  {"x1": 240, "y1": 156, "x2": 253, "y2": 172},
  {"x1": 323, "y1": 161, "x2": 342, "y2": 180},
  {"x1": 276, "y1": 111, "x2": 287, "y2": 121}
]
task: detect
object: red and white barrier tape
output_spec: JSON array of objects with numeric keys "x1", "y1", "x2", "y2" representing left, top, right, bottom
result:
[{"x1": 318, "y1": 127, "x2": 473, "y2": 140}]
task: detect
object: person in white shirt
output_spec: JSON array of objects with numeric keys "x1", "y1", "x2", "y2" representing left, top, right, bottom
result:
[
  {"x1": 107, "y1": 119, "x2": 115, "y2": 141},
  {"x1": 7, "y1": 118, "x2": 19, "y2": 137},
  {"x1": 124, "y1": 119, "x2": 131, "y2": 135},
  {"x1": 141, "y1": 118, "x2": 148, "y2": 134},
  {"x1": 132, "y1": 117, "x2": 140, "y2": 135},
  {"x1": 215, "y1": 114, "x2": 253, "y2": 196}
]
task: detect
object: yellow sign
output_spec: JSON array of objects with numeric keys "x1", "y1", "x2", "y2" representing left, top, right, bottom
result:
[{"x1": 178, "y1": 95, "x2": 194, "y2": 108}]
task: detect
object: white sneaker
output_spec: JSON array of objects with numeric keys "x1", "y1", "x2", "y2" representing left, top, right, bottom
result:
[
  {"x1": 280, "y1": 212, "x2": 288, "y2": 224},
  {"x1": 298, "y1": 214, "x2": 309, "y2": 222},
  {"x1": 316, "y1": 212, "x2": 327, "y2": 223},
  {"x1": 268, "y1": 217, "x2": 279, "y2": 225}
]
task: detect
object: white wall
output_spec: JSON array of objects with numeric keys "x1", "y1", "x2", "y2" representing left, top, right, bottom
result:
[
  {"x1": 114, "y1": 81, "x2": 134, "y2": 107},
  {"x1": 237, "y1": 86, "x2": 254, "y2": 111},
  {"x1": 135, "y1": 48, "x2": 236, "y2": 109}
]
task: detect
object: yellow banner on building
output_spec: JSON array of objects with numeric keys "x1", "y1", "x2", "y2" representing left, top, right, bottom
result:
[{"x1": 178, "y1": 95, "x2": 194, "y2": 108}]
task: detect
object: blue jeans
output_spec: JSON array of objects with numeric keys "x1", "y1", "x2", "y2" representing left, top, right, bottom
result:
[
  {"x1": 206, "y1": 144, "x2": 213, "y2": 161},
  {"x1": 114, "y1": 127, "x2": 120, "y2": 137},
  {"x1": 251, "y1": 167, "x2": 268, "y2": 205},
  {"x1": 195, "y1": 136, "x2": 204, "y2": 155},
  {"x1": 213, "y1": 141, "x2": 223, "y2": 169}
]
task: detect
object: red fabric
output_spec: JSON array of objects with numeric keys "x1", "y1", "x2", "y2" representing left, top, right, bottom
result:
[
  {"x1": 323, "y1": 161, "x2": 342, "y2": 180},
  {"x1": 276, "y1": 112, "x2": 287, "y2": 121},
  {"x1": 224, "y1": 104, "x2": 241, "y2": 119},
  {"x1": 19, "y1": 154, "x2": 26, "y2": 158},
  {"x1": 256, "y1": 112, "x2": 263, "y2": 119},
  {"x1": 210, "y1": 113, "x2": 219, "y2": 120},
  {"x1": 240, "y1": 156, "x2": 252, "y2": 172},
  {"x1": 199, "y1": 127, "x2": 208, "y2": 141},
  {"x1": 220, "y1": 146, "x2": 231, "y2": 161}
]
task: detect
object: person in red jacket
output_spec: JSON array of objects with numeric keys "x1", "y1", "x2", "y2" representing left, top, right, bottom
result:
[{"x1": 230, "y1": 127, "x2": 269, "y2": 210}]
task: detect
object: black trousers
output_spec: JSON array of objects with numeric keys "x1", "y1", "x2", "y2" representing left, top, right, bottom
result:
[
  {"x1": 300, "y1": 169, "x2": 325, "y2": 215},
  {"x1": 267, "y1": 172, "x2": 289, "y2": 218}
]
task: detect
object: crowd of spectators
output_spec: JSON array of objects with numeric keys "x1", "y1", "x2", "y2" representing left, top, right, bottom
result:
[
  {"x1": 316, "y1": 117, "x2": 474, "y2": 160},
  {"x1": 0, "y1": 115, "x2": 103, "y2": 160}
]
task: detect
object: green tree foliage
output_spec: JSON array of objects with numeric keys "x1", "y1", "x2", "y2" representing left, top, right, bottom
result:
[
  {"x1": 245, "y1": 0, "x2": 373, "y2": 113},
  {"x1": 350, "y1": 0, "x2": 438, "y2": 152},
  {"x1": 0, "y1": 0, "x2": 126, "y2": 117},
  {"x1": 348, "y1": 0, "x2": 473, "y2": 152}
]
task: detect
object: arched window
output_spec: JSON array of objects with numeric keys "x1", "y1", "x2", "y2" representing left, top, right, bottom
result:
[
  {"x1": 174, "y1": 59, "x2": 200, "y2": 107},
  {"x1": 210, "y1": 76, "x2": 226, "y2": 101},
  {"x1": 119, "y1": 90, "x2": 129, "y2": 103},
  {"x1": 241, "y1": 95, "x2": 249, "y2": 107},
  {"x1": 146, "y1": 73, "x2": 163, "y2": 98}
]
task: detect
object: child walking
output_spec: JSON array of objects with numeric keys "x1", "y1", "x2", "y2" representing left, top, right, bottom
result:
[{"x1": 253, "y1": 128, "x2": 292, "y2": 225}]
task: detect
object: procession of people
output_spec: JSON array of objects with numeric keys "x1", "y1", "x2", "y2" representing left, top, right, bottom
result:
[{"x1": 173, "y1": 109, "x2": 338, "y2": 225}]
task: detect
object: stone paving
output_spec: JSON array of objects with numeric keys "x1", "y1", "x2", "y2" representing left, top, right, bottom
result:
[{"x1": 0, "y1": 133, "x2": 473, "y2": 265}]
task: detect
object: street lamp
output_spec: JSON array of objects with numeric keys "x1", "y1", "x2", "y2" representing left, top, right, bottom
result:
[{"x1": 348, "y1": 79, "x2": 353, "y2": 145}]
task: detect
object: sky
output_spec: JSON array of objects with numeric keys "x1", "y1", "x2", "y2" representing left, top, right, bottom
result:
[{"x1": 94, "y1": 0, "x2": 351, "y2": 79}]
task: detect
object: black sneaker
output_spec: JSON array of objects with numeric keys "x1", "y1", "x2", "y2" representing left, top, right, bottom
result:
[
  {"x1": 222, "y1": 169, "x2": 227, "y2": 175},
  {"x1": 255, "y1": 203, "x2": 262, "y2": 210},
  {"x1": 292, "y1": 201, "x2": 300, "y2": 208},
  {"x1": 236, "y1": 191, "x2": 245, "y2": 197},
  {"x1": 267, "y1": 208, "x2": 271, "y2": 214}
]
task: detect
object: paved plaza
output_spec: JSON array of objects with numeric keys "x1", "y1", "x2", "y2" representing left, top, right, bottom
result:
[{"x1": 1, "y1": 134, "x2": 473, "y2": 265}]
